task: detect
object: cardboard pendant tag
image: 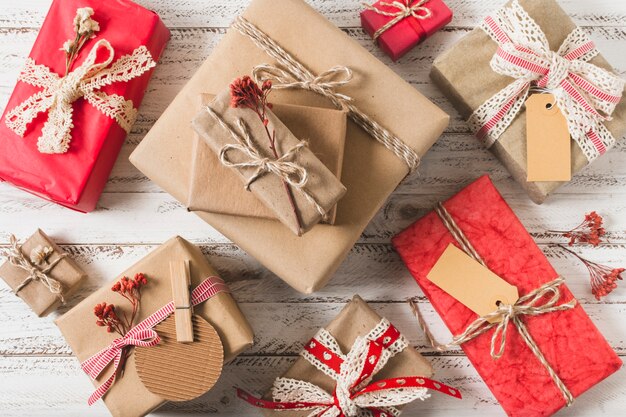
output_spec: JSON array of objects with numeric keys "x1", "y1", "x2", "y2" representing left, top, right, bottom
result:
[
  {"x1": 526, "y1": 93, "x2": 572, "y2": 182},
  {"x1": 427, "y1": 244, "x2": 519, "y2": 322}
]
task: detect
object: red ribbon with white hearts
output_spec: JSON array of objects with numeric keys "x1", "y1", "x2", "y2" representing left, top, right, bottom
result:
[
  {"x1": 237, "y1": 319, "x2": 461, "y2": 417},
  {"x1": 468, "y1": 0, "x2": 624, "y2": 162},
  {"x1": 81, "y1": 276, "x2": 229, "y2": 405}
]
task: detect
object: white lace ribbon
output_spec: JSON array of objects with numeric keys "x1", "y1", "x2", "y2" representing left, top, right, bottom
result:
[
  {"x1": 468, "y1": 0, "x2": 624, "y2": 162},
  {"x1": 5, "y1": 39, "x2": 156, "y2": 154}
]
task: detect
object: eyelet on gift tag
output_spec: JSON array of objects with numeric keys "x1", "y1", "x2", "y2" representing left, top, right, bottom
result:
[{"x1": 135, "y1": 315, "x2": 224, "y2": 402}]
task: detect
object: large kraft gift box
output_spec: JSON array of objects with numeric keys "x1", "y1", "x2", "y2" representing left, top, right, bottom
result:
[
  {"x1": 56, "y1": 236, "x2": 254, "y2": 417},
  {"x1": 0, "y1": 0, "x2": 170, "y2": 212},
  {"x1": 189, "y1": 94, "x2": 347, "y2": 224},
  {"x1": 192, "y1": 90, "x2": 347, "y2": 235},
  {"x1": 430, "y1": 0, "x2": 626, "y2": 204},
  {"x1": 130, "y1": 0, "x2": 449, "y2": 293},
  {"x1": 392, "y1": 176, "x2": 622, "y2": 417},
  {"x1": 0, "y1": 229, "x2": 87, "y2": 317}
]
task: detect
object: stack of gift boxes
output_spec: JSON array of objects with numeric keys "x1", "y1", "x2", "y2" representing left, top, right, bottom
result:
[{"x1": 0, "y1": 0, "x2": 624, "y2": 416}]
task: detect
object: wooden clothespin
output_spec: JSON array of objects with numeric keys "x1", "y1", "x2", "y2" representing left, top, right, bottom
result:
[{"x1": 170, "y1": 260, "x2": 193, "y2": 343}]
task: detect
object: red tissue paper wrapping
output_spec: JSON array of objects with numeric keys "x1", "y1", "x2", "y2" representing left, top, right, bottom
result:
[
  {"x1": 392, "y1": 175, "x2": 621, "y2": 417},
  {"x1": 361, "y1": 0, "x2": 452, "y2": 61},
  {"x1": 0, "y1": 0, "x2": 170, "y2": 212}
]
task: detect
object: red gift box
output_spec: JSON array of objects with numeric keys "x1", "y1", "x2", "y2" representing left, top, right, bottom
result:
[
  {"x1": 0, "y1": 0, "x2": 169, "y2": 212},
  {"x1": 392, "y1": 175, "x2": 621, "y2": 417},
  {"x1": 361, "y1": 0, "x2": 452, "y2": 61}
]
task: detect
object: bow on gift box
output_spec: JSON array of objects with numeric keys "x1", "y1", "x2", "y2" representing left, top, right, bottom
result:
[
  {"x1": 238, "y1": 319, "x2": 461, "y2": 417},
  {"x1": 468, "y1": 0, "x2": 625, "y2": 162},
  {"x1": 363, "y1": 0, "x2": 433, "y2": 41},
  {"x1": 81, "y1": 276, "x2": 229, "y2": 405},
  {"x1": 5, "y1": 39, "x2": 156, "y2": 154}
]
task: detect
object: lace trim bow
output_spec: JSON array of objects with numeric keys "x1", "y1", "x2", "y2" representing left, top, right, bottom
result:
[
  {"x1": 468, "y1": 0, "x2": 624, "y2": 162},
  {"x1": 5, "y1": 39, "x2": 156, "y2": 154},
  {"x1": 238, "y1": 318, "x2": 461, "y2": 417}
]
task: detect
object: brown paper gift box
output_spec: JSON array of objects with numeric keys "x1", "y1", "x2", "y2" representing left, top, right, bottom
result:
[
  {"x1": 258, "y1": 295, "x2": 434, "y2": 417},
  {"x1": 0, "y1": 229, "x2": 87, "y2": 317},
  {"x1": 130, "y1": 0, "x2": 449, "y2": 293},
  {"x1": 55, "y1": 236, "x2": 254, "y2": 417},
  {"x1": 191, "y1": 90, "x2": 347, "y2": 235},
  {"x1": 189, "y1": 94, "x2": 347, "y2": 225},
  {"x1": 430, "y1": 0, "x2": 626, "y2": 204}
]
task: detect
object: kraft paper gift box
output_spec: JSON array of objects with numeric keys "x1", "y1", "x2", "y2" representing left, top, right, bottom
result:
[
  {"x1": 392, "y1": 175, "x2": 622, "y2": 417},
  {"x1": 0, "y1": 229, "x2": 87, "y2": 317},
  {"x1": 191, "y1": 90, "x2": 347, "y2": 235},
  {"x1": 56, "y1": 236, "x2": 254, "y2": 417},
  {"x1": 0, "y1": 0, "x2": 170, "y2": 212},
  {"x1": 188, "y1": 94, "x2": 348, "y2": 225},
  {"x1": 130, "y1": 0, "x2": 449, "y2": 293},
  {"x1": 430, "y1": 0, "x2": 626, "y2": 204},
  {"x1": 237, "y1": 295, "x2": 461, "y2": 417}
]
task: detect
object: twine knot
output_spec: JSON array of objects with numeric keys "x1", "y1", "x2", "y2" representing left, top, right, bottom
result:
[
  {"x1": 2, "y1": 235, "x2": 66, "y2": 303},
  {"x1": 4, "y1": 39, "x2": 156, "y2": 154},
  {"x1": 363, "y1": 0, "x2": 432, "y2": 40}
]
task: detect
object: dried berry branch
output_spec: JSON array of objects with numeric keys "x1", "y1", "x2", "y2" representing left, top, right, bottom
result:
[
  {"x1": 230, "y1": 76, "x2": 303, "y2": 233},
  {"x1": 549, "y1": 211, "x2": 606, "y2": 246}
]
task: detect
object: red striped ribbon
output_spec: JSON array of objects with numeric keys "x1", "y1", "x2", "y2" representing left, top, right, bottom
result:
[{"x1": 81, "y1": 276, "x2": 229, "y2": 405}]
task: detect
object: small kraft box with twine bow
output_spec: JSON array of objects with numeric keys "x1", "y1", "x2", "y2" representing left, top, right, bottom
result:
[
  {"x1": 0, "y1": 0, "x2": 170, "y2": 212},
  {"x1": 392, "y1": 175, "x2": 622, "y2": 417},
  {"x1": 236, "y1": 295, "x2": 462, "y2": 417},
  {"x1": 0, "y1": 229, "x2": 87, "y2": 317},
  {"x1": 430, "y1": 0, "x2": 626, "y2": 204},
  {"x1": 361, "y1": 0, "x2": 453, "y2": 61}
]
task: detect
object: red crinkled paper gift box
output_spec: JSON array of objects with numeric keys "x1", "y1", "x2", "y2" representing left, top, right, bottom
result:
[
  {"x1": 361, "y1": 0, "x2": 452, "y2": 61},
  {"x1": 392, "y1": 175, "x2": 622, "y2": 417},
  {"x1": 0, "y1": 0, "x2": 169, "y2": 212}
]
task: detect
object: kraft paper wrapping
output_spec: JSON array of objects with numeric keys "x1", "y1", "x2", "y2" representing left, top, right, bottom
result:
[
  {"x1": 261, "y1": 295, "x2": 434, "y2": 417},
  {"x1": 191, "y1": 90, "x2": 347, "y2": 235},
  {"x1": 0, "y1": 229, "x2": 86, "y2": 317},
  {"x1": 130, "y1": 0, "x2": 449, "y2": 293},
  {"x1": 55, "y1": 236, "x2": 254, "y2": 417},
  {"x1": 188, "y1": 94, "x2": 347, "y2": 225},
  {"x1": 430, "y1": 0, "x2": 626, "y2": 204}
]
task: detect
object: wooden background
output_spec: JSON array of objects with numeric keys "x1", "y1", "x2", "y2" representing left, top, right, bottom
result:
[{"x1": 1, "y1": 0, "x2": 625, "y2": 416}]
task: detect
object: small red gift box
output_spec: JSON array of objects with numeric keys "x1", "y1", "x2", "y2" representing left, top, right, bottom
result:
[
  {"x1": 392, "y1": 175, "x2": 622, "y2": 417},
  {"x1": 361, "y1": 0, "x2": 452, "y2": 61},
  {"x1": 0, "y1": 0, "x2": 169, "y2": 212}
]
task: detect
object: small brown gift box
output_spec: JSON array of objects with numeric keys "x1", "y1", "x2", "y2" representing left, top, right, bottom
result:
[
  {"x1": 55, "y1": 236, "x2": 255, "y2": 417},
  {"x1": 191, "y1": 90, "x2": 347, "y2": 235},
  {"x1": 0, "y1": 229, "x2": 86, "y2": 317},
  {"x1": 189, "y1": 94, "x2": 347, "y2": 225},
  {"x1": 130, "y1": 0, "x2": 449, "y2": 293},
  {"x1": 430, "y1": 0, "x2": 626, "y2": 204},
  {"x1": 256, "y1": 295, "x2": 434, "y2": 417}
]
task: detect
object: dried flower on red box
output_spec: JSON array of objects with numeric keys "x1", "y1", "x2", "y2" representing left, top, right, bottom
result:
[
  {"x1": 229, "y1": 76, "x2": 302, "y2": 231},
  {"x1": 550, "y1": 211, "x2": 607, "y2": 246}
]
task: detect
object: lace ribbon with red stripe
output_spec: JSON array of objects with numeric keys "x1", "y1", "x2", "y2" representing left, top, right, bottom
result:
[
  {"x1": 237, "y1": 318, "x2": 461, "y2": 417},
  {"x1": 468, "y1": 0, "x2": 624, "y2": 162},
  {"x1": 80, "y1": 276, "x2": 230, "y2": 405}
]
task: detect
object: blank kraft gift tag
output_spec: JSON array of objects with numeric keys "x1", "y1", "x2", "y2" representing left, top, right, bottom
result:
[
  {"x1": 427, "y1": 244, "x2": 519, "y2": 322},
  {"x1": 526, "y1": 93, "x2": 572, "y2": 182}
]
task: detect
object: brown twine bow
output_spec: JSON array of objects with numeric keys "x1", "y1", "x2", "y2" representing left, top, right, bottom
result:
[
  {"x1": 231, "y1": 16, "x2": 421, "y2": 173},
  {"x1": 205, "y1": 105, "x2": 328, "y2": 220},
  {"x1": 363, "y1": 0, "x2": 433, "y2": 40},
  {"x1": 409, "y1": 202, "x2": 577, "y2": 406},
  {"x1": 2, "y1": 235, "x2": 67, "y2": 302}
]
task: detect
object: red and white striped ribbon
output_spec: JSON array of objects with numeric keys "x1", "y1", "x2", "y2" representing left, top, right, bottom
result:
[
  {"x1": 238, "y1": 319, "x2": 461, "y2": 416},
  {"x1": 469, "y1": 0, "x2": 624, "y2": 162},
  {"x1": 81, "y1": 276, "x2": 229, "y2": 405}
]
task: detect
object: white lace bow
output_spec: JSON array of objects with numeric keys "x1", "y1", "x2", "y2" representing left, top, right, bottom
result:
[
  {"x1": 5, "y1": 39, "x2": 156, "y2": 154},
  {"x1": 468, "y1": 0, "x2": 624, "y2": 161}
]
